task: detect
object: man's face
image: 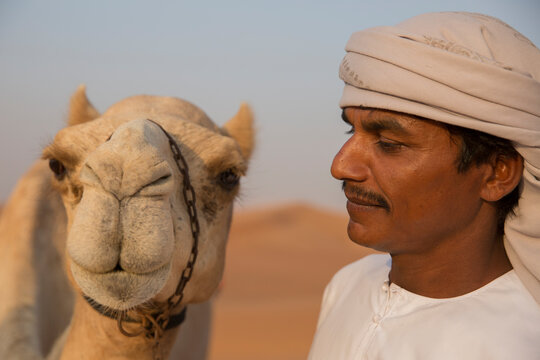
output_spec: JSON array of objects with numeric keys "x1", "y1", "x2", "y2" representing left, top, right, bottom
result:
[{"x1": 332, "y1": 107, "x2": 487, "y2": 254}]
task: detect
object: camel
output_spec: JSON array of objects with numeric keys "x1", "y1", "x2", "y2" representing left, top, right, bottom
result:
[{"x1": 0, "y1": 85, "x2": 254, "y2": 360}]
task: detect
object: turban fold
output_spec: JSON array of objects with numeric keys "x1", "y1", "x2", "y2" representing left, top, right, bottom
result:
[{"x1": 339, "y1": 12, "x2": 540, "y2": 303}]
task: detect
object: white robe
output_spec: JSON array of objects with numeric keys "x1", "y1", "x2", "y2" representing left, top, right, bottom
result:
[{"x1": 309, "y1": 254, "x2": 540, "y2": 360}]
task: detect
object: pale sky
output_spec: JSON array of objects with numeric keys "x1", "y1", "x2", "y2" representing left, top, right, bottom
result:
[{"x1": 1, "y1": 0, "x2": 538, "y2": 211}]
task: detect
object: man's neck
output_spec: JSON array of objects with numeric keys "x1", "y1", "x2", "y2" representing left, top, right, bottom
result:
[
  {"x1": 388, "y1": 216, "x2": 512, "y2": 298},
  {"x1": 59, "y1": 295, "x2": 181, "y2": 360}
]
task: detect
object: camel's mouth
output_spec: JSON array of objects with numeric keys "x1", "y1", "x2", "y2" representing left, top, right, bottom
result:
[{"x1": 71, "y1": 261, "x2": 172, "y2": 310}]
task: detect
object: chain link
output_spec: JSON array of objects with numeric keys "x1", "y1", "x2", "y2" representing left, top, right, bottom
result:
[
  {"x1": 167, "y1": 135, "x2": 200, "y2": 309},
  {"x1": 115, "y1": 120, "x2": 201, "y2": 359}
]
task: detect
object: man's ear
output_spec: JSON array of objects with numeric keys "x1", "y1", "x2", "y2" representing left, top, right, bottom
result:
[{"x1": 480, "y1": 154, "x2": 523, "y2": 202}]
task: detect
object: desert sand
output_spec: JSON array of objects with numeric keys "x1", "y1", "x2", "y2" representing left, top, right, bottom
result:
[{"x1": 208, "y1": 203, "x2": 376, "y2": 360}]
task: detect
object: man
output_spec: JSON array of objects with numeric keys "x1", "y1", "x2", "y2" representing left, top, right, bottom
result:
[{"x1": 309, "y1": 12, "x2": 540, "y2": 359}]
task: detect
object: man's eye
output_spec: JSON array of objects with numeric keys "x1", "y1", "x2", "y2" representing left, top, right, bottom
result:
[
  {"x1": 376, "y1": 140, "x2": 403, "y2": 152},
  {"x1": 345, "y1": 126, "x2": 354, "y2": 135}
]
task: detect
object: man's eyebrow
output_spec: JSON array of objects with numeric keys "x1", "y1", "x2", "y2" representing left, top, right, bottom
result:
[{"x1": 361, "y1": 116, "x2": 411, "y2": 135}]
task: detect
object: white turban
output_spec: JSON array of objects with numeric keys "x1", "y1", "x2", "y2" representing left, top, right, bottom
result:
[{"x1": 339, "y1": 12, "x2": 540, "y2": 303}]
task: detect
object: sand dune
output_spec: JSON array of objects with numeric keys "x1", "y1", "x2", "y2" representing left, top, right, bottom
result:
[{"x1": 208, "y1": 203, "x2": 375, "y2": 360}]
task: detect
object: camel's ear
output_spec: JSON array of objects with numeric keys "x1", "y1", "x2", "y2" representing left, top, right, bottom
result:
[
  {"x1": 223, "y1": 103, "x2": 255, "y2": 161},
  {"x1": 68, "y1": 84, "x2": 100, "y2": 126}
]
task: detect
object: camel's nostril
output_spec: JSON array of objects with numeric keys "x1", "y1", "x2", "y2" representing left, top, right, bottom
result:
[{"x1": 113, "y1": 262, "x2": 124, "y2": 272}]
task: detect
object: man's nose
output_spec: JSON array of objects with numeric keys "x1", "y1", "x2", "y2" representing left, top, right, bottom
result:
[{"x1": 330, "y1": 137, "x2": 370, "y2": 182}]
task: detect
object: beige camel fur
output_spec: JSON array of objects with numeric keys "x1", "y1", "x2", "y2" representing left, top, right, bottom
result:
[{"x1": 0, "y1": 86, "x2": 254, "y2": 360}]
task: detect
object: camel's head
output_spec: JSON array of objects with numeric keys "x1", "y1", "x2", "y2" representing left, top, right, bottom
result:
[{"x1": 43, "y1": 86, "x2": 254, "y2": 311}]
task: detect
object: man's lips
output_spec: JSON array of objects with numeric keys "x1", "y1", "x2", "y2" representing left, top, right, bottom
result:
[
  {"x1": 346, "y1": 195, "x2": 383, "y2": 208},
  {"x1": 346, "y1": 198, "x2": 386, "y2": 221},
  {"x1": 342, "y1": 181, "x2": 390, "y2": 211}
]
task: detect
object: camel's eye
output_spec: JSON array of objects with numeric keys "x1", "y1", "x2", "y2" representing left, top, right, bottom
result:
[
  {"x1": 49, "y1": 158, "x2": 66, "y2": 180},
  {"x1": 218, "y1": 169, "x2": 239, "y2": 191}
]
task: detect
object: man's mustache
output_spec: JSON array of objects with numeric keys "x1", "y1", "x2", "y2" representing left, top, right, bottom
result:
[{"x1": 342, "y1": 181, "x2": 390, "y2": 211}]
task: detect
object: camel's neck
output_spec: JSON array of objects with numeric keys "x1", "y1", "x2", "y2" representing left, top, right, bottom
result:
[{"x1": 59, "y1": 295, "x2": 180, "y2": 360}]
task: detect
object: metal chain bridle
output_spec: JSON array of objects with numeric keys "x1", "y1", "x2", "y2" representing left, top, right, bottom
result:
[{"x1": 114, "y1": 120, "x2": 201, "y2": 359}]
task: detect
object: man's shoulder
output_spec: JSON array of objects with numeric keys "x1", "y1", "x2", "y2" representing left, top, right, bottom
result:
[{"x1": 471, "y1": 270, "x2": 540, "y2": 321}]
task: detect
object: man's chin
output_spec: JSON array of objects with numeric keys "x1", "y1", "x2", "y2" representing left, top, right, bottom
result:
[{"x1": 347, "y1": 218, "x2": 387, "y2": 251}]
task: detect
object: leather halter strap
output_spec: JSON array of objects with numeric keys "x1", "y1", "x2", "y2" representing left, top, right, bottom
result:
[{"x1": 83, "y1": 295, "x2": 187, "y2": 331}]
